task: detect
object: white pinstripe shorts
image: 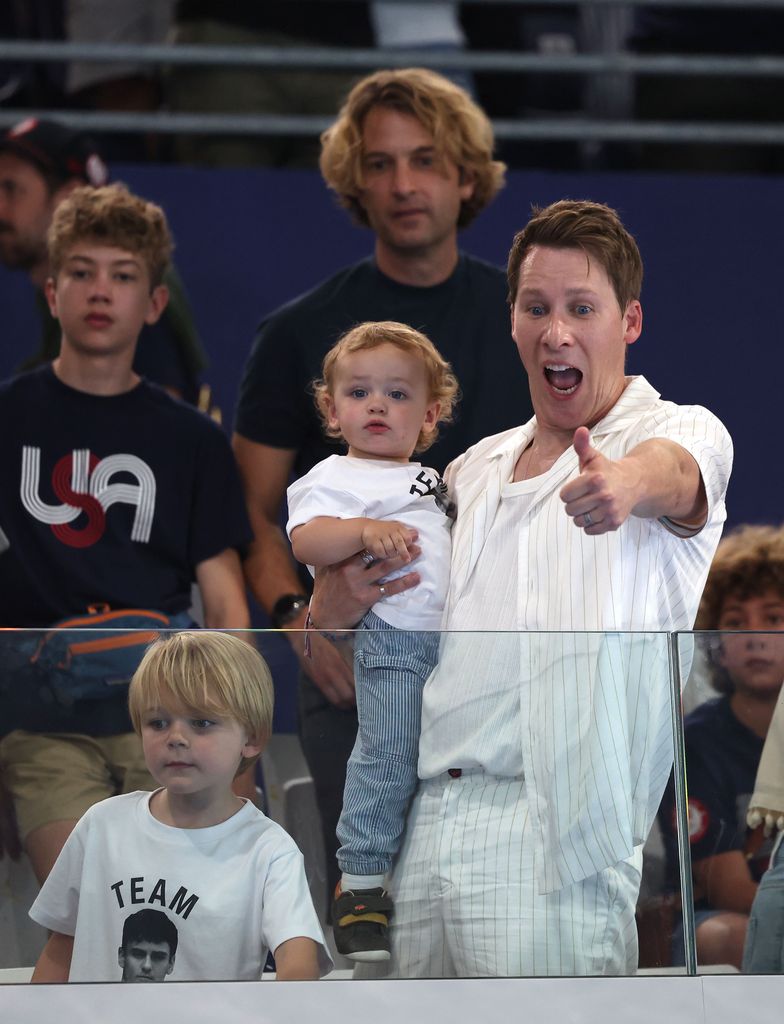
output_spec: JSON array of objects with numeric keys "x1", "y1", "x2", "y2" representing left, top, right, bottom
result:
[{"x1": 357, "y1": 771, "x2": 642, "y2": 978}]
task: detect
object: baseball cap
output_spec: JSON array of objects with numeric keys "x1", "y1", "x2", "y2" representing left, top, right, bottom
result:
[{"x1": 0, "y1": 117, "x2": 108, "y2": 187}]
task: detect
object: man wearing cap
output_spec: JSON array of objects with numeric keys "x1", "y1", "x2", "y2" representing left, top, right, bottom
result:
[{"x1": 0, "y1": 117, "x2": 207, "y2": 402}]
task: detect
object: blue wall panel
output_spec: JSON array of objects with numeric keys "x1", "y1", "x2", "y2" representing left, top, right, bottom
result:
[{"x1": 1, "y1": 165, "x2": 777, "y2": 730}]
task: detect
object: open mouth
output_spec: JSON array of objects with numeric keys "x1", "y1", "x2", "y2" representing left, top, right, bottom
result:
[{"x1": 544, "y1": 363, "x2": 583, "y2": 394}]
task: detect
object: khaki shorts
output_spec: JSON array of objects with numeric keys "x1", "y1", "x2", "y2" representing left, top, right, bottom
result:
[{"x1": 0, "y1": 730, "x2": 156, "y2": 840}]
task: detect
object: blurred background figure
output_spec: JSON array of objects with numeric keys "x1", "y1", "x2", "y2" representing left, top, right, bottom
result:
[
  {"x1": 660, "y1": 525, "x2": 784, "y2": 969},
  {"x1": 167, "y1": 1, "x2": 373, "y2": 168},
  {"x1": 0, "y1": 117, "x2": 207, "y2": 401},
  {"x1": 63, "y1": 0, "x2": 175, "y2": 163}
]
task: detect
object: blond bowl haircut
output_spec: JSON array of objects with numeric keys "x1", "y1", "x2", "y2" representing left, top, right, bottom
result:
[
  {"x1": 128, "y1": 632, "x2": 274, "y2": 775},
  {"x1": 312, "y1": 320, "x2": 459, "y2": 455},
  {"x1": 48, "y1": 182, "x2": 172, "y2": 288},
  {"x1": 695, "y1": 524, "x2": 784, "y2": 695},
  {"x1": 506, "y1": 199, "x2": 643, "y2": 314},
  {"x1": 319, "y1": 67, "x2": 506, "y2": 229}
]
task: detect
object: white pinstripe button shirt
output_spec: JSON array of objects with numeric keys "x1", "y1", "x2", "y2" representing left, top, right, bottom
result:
[{"x1": 419, "y1": 376, "x2": 733, "y2": 892}]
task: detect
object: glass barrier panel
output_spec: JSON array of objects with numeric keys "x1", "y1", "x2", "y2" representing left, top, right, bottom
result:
[
  {"x1": 0, "y1": 626, "x2": 693, "y2": 983},
  {"x1": 673, "y1": 630, "x2": 784, "y2": 978}
]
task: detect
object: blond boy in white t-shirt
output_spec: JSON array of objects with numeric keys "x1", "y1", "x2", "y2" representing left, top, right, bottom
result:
[{"x1": 30, "y1": 631, "x2": 330, "y2": 982}]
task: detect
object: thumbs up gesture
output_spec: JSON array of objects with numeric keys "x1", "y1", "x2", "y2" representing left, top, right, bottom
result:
[{"x1": 559, "y1": 427, "x2": 639, "y2": 534}]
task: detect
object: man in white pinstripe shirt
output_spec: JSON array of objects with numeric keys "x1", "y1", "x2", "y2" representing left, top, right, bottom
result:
[{"x1": 311, "y1": 199, "x2": 733, "y2": 977}]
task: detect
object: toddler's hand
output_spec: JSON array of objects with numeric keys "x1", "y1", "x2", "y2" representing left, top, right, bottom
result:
[{"x1": 361, "y1": 520, "x2": 418, "y2": 562}]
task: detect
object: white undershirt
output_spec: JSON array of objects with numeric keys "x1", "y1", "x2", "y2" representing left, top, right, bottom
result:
[{"x1": 420, "y1": 477, "x2": 538, "y2": 776}]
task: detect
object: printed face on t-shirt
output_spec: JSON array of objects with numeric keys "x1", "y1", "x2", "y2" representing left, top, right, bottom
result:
[
  {"x1": 119, "y1": 939, "x2": 175, "y2": 982},
  {"x1": 326, "y1": 343, "x2": 440, "y2": 462}
]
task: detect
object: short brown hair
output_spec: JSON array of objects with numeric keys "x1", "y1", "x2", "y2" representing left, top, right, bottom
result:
[
  {"x1": 128, "y1": 631, "x2": 273, "y2": 774},
  {"x1": 313, "y1": 320, "x2": 459, "y2": 454},
  {"x1": 696, "y1": 524, "x2": 784, "y2": 693},
  {"x1": 320, "y1": 67, "x2": 505, "y2": 229},
  {"x1": 506, "y1": 199, "x2": 643, "y2": 312},
  {"x1": 48, "y1": 182, "x2": 172, "y2": 287}
]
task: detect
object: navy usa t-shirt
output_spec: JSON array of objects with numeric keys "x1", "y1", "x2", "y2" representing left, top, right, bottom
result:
[{"x1": 0, "y1": 367, "x2": 252, "y2": 735}]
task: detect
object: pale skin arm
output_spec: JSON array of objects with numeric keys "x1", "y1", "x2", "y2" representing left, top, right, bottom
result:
[
  {"x1": 693, "y1": 851, "x2": 758, "y2": 914},
  {"x1": 273, "y1": 936, "x2": 320, "y2": 980},
  {"x1": 231, "y1": 434, "x2": 355, "y2": 707},
  {"x1": 195, "y1": 547, "x2": 251, "y2": 629},
  {"x1": 291, "y1": 517, "x2": 417, "y2": 567},
  {"x1": 559, "y1": 426, "x2": 707, "y2": 534},
  {"x1": 31, "y1": 932, "x2": 74, "y2": 983},
  {"x1": 231, "y1": 435, "x2": 305, "y2": 616}
]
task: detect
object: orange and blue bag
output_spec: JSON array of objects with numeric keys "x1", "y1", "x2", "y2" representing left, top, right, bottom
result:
[{"x1": 6, "y1": 605, "x2": 193, "y2": 707}]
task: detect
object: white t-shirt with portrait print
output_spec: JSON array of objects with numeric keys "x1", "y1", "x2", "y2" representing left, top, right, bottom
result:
[{"x1": 29, "y1": 790, "x2": 332, "y2": 982}]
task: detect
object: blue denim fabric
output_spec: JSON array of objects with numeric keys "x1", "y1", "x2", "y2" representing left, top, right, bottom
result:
[
  {"x1": 336, "y1": 610, "x2": 439, "y2": 876},
  {"x1": 743, "y1": 836, "x2": 784, "y2": 973}
]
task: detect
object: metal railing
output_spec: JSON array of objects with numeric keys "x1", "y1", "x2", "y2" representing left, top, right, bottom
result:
[
  {"x1": 4, "y1": 40, "x2": 784, "y2": 77},
  {"x1": 1, "y1": 0, "x2": 783, "y2": 148}
]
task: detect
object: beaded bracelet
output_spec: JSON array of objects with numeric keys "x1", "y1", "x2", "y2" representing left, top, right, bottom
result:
[
  {"x1": 303, "y1": 610, "x2": 355, "y2": 658},
  {"x1": 304, "y1": 611, "x2": 355, "y2": 642}
]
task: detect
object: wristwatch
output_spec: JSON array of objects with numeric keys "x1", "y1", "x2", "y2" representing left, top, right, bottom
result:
[{"x1": 270, "y1": 593, "x2": 309, "y2": 629}]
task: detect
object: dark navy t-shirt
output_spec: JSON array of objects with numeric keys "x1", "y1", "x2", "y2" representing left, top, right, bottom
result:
[
  {"x1": 0, "y1": 367, "x2": 252, "y2": 733},
  {"x1": 235, "y1": 253, "x2": 532, "y2": 480},
  {"x1": 0, "y1": 366, "x2": 251, "y2": 627},
  {"x1": 659, "y1": 696, "x2": 772, "y2": 907}
]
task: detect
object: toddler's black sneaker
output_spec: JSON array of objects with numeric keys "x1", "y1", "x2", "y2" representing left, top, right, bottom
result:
[{"x1": 332, "y1": 885, "x2": 394, "y2": 962}]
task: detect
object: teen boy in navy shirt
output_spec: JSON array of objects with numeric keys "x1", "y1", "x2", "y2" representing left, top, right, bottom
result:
[{"x1": 0, "y1": 183, "x2": 251, "y2": 886}]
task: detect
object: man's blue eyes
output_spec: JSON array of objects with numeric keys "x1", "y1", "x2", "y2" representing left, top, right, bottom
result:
[{"x1": 529, "y1": 305, "x2": 592, "y2": 315}]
